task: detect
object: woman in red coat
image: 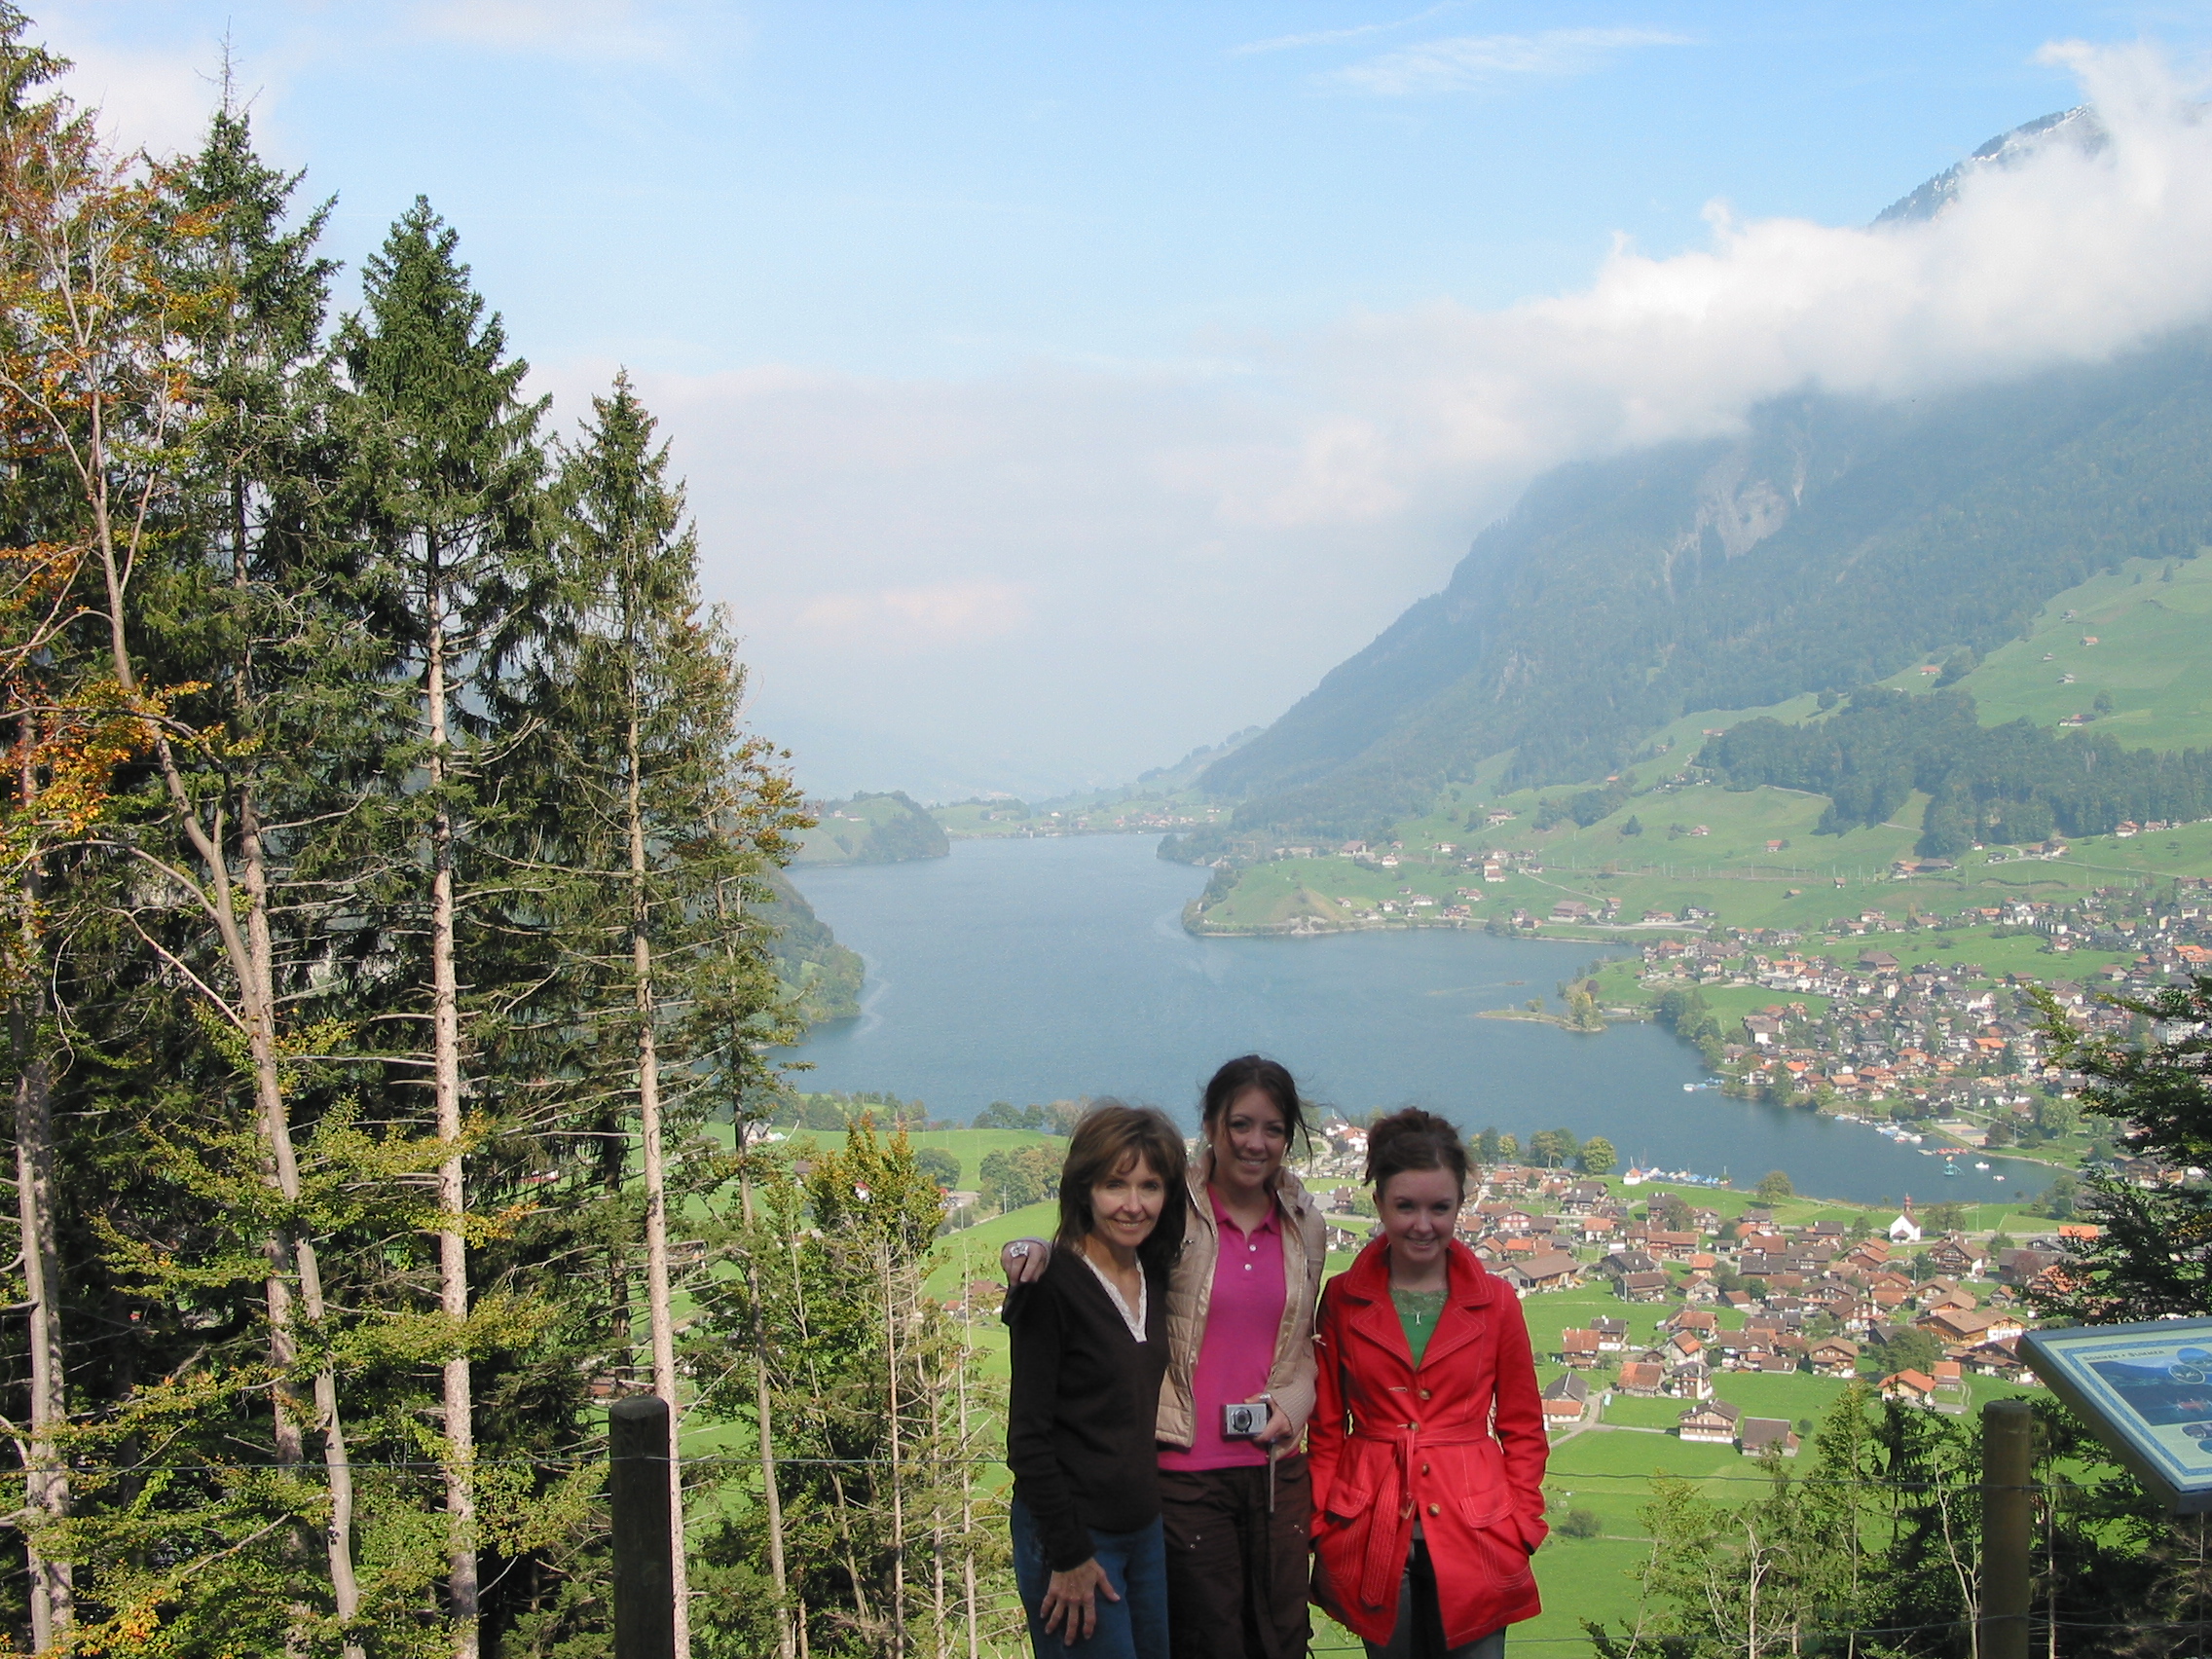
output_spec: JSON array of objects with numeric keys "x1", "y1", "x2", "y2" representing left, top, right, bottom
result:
[{"x1": 1309, "y1": 1110, "x2": 1548, "y2": 1659}]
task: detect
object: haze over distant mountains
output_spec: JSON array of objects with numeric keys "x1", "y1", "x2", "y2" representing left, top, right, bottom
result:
[{"x1": 1197, "y1": 111, "x2": 2212, "y2": 839}]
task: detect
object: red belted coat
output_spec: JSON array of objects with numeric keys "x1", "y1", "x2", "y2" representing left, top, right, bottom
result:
[{"x1": 1308, "y1": 1237, "x2": 1548, "y2": 1648}]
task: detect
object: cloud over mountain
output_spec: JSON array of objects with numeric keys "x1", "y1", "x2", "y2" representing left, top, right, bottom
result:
[{"x1": 636, "y1": 40, "x2": 2212, "y2": 797}]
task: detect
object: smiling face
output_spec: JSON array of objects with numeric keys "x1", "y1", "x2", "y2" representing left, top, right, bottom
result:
[
  {"x1": 1208, "y1": 1088, "x2": 1288, "y2": 1201},
  {"x1": 1378, "y1": 1165, "x2": 1461, "y2": 1276},
  {"x1": 1088, "y1": 1152, "x2": 1167, "y2": 1256}
]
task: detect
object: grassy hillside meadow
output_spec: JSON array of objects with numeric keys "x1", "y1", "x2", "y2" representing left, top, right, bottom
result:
[{"x1": 1196, "y1": 554, "x2": 2212, "y2": 954}]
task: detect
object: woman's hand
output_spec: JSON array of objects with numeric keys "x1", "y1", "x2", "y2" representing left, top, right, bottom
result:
[
  {"x1": 1249, "y1": 1396, "x2": 1295, "y2": 1451},
  {"x1": 1040, "y1": 1556, "x2": 1119, "y2": 1643},
  {"x1": 1001, "y1": 1237, "x2": 1051, "y2": 1286}
]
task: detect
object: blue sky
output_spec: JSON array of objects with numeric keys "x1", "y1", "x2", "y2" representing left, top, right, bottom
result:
[{"x1": 46, "y1": 2, "x2": 2212, "y2": 795}]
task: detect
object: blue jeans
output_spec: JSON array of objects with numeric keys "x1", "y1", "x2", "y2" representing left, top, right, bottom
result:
[{"x1": 1011, "y1": 1498, "x2": 1169, "y2": 1659}]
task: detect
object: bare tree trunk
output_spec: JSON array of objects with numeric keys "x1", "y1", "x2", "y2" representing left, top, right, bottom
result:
[
  {"x1": 626, "y1": 697, "x2": 689, "y2": 1659},
  {"x1": 959, "y1": 1284, "x2": 977, "y2": 1659},
  {"x1": 89, "y1": 456, "x2": 365, "y2": 1659},
  {"x1": 13, "y1": 724, "x2": 71, "y2": 1651},
  {"x1": 884, "y1": 1244, "x2": 906, "y2": 1659},
  {"x1": 424, "y1": 583, "x2": 481, "y2": 1659},
  {"x1": 14, "y1": 1004, "x2": 71, "y2": 1651},
  {"x1": 740, "y1": 1172, "x2": 794, "y2": 1659}
]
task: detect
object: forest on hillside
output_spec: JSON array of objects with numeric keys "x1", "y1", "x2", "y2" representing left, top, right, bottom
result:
[
  {"x1": 1699, "y1": 688, "x2": 2212, "y2": 856},
  {"x1": 0, "y1": 18, "x2": 980, "y2": 1657}
]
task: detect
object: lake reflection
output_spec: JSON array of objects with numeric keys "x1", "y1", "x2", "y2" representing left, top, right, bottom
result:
[{"x1": 788, "y1": 834, "x2": 2047, "y2": 1207}]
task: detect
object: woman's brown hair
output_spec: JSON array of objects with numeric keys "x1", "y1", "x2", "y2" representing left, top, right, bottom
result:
[
  {"x1": 1055, "y1": 1100, "x2": 1189, "y2": 1271},
  {"x1": 1364, "y1": 1107, "x2": 1469, "y2": 1200}
]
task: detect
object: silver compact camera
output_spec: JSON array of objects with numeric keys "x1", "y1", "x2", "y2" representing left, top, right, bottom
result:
[{"x1": 1221, "y1": 1401, "x2": 1268, "y2": 1438}]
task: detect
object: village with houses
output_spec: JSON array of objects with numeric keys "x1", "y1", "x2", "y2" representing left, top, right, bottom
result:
[
  {"x1": 1295, "y1": 1124, "x2": 2071, "y2": 1460},
  {"x1": 1627, "y1": 878, "x2": 2212, "y2": 1179}
]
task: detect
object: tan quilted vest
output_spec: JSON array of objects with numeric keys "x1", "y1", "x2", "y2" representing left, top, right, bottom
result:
[{"x1": 1155, "y1": 1152, "x2": 1328, "y2": 1449}]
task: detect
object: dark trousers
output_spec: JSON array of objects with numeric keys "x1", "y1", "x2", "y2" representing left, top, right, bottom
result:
[
  {"x1": 1362, "y1": 1538, "x2": 1506, "y2": 1659},
  {"x1": 1160, "y1": 1453, "x2": 1311, "y2": 1659}
]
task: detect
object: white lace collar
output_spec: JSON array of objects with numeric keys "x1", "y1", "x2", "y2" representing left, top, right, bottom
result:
[{"x1": 1079, "y1": 1248, "x2": 1148, "y2": 1342}]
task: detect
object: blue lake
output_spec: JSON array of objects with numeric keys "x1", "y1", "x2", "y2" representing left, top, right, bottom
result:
[{"x1": 788, "y1": 833, "x2": 2050, "y2": 1208}]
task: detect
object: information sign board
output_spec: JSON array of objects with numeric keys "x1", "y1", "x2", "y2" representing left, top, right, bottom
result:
[{"x1": 2022, "y1": 1318, "x2": 2212, "y2": 1513}]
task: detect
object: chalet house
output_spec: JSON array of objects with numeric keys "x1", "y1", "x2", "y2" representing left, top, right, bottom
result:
[
  {"x1": 1678, "y1": 1399, "x2": 1742, "y2": 1444},
  {"x1": 1803, "y1": 1283, "x2": 1856, "y2": 1316},
  {"x1": 1663, "y1": 1358, "x2": 1714, "y2": 1400},
  {"x1": 1914, "y1": 1279, "x2": 1972, "y2": 1310},
  {"x1": 1665, "y1": 1309, "x2": 1720, "y2": 1337},
  {"x1": 1918, "y1": 1308, "x2": 2024, "y2": 1347},
  {"x1": 1750, "y1": 1351, "x2": 1800, "y2": 1375},
  {"x1": 1560, "y1": 1181, "x2": 1611, "y2": 1213},
  {"x1": 1962, "y1": 1337, "x2": 2031, "y2": 1382},
  {"x1": 1559, "y1": 1329, "x2": 1603, "y2": 1367},
  {"x1": 1519, "y1": 1250, "x2": 1584, "y2": 1292},
  {"x1": 1592, "y1": 1316, "x2": 1630, "y2": 1350},
  {"x1": 1808, "y1": 1338, "x2": 1862, "y2": 1379},
  {"x1": 1617, "y1": 1271, "x2": 1671, "y2": 1304},
  {"x1": 1541, "y1": 1370, "x2": 1591, "y2": 1425},
  {"x1": 1925, "y1": 1237, "x2": 1986, "y2": 1277},
  {"x1": 1740, "y1": 1418, "x2": 1802, "y2": 1458},
  {"x1": 1617, "y1": 1362, "x2": 1665, "y2": 1396},
  {"x1": 1602, "y1": 1249, "x2": 1662, "y2": 1279},
  {"x1": 1645, "y1": 1230, "x2": 1703, "y2": 1262},
  {"x1": 1712, "y1": 1332, "x2": 1765, "y2": 1370},
  {"x1": 1880, "y1": 1369, "x2": 1939, "y2": 1407}
]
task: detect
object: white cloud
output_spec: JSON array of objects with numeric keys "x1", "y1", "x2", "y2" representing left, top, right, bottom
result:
[
  {"x1": 409, "y1": 0, "x2": 701, "y2": 62},
  {"x1": 1333, "y1": 26, "x2": 1692, "y2": 94},
  {"x1": 557, "y1": 41, "x2": 2212, "y2": 798},
  {"x1": 1230, "y1": 4, "x2": 1459, "y2": 58},
  {"x1": 48, "y1": 27, "x2": 227, "y2": 158}
]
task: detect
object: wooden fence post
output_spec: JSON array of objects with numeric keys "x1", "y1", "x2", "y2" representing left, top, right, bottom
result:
[
  {"x1": 611, "y1": 1395, "x2": 676, "y2": 1659},
  {"x1": 1978, "y1": 1397, "x2": 2034, "y2": 1659}
]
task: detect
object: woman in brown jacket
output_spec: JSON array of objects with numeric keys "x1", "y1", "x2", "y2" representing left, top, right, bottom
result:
[{"x1": 1004, "y1": 1055, "x2": 1327, "y2": 1659}]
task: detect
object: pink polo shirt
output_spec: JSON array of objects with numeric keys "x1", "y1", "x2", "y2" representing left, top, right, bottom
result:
[{"x1": 1158, "y1": 1186, "x2": 1285, "y2": 1471}]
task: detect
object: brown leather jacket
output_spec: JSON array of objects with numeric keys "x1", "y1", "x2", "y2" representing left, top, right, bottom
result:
[{"x1": 1155, "y1": 1151, "x2": 1328, "y2": 1449}]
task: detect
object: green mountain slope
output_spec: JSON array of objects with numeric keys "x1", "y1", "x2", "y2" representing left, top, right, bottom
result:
[
  {"x1": 1200, "y1": 339, "x2": 2212, "y2": 841},
  {"x1": 793, "y1": 790, "x2": 950, "y2": 865},
  {"x1": 759, "y1": 867, "x2": 865, "y2": 1021}
]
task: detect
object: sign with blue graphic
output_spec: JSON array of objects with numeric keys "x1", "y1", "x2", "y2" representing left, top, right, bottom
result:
[{"x1": 2022, "y1": 1318, "x2": 2212, "y2": 1512}]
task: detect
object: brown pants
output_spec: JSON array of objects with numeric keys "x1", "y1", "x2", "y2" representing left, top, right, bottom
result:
[{"x1": 1160, "y1": 1453, "x2": 1312, "y2": 1659}]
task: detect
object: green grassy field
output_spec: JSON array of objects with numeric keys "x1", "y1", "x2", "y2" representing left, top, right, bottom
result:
[
  {"x1": 1883, "y1": 553, "x2": 2212, "y2": 752},
  {"x1": 761, "y1": 1124, "x2": 1064, "y2": 1192},
  {"x1": 1202, "y1": 549, "x2": 2212, "y2": 946}
]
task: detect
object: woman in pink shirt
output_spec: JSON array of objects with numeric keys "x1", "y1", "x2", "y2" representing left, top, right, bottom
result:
[{"x1": 1005, "y1": 1055, "x2": 1327, "y2": 1659}]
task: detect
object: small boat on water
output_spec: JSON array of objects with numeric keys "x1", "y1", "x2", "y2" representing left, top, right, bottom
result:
[
  {"x1": 1973, "y1": 1161, "x2": 1990, "y2": 1170},
  {"x1": 1993, "y1": 1175, "x2": 2007, "y2": 1182}
]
